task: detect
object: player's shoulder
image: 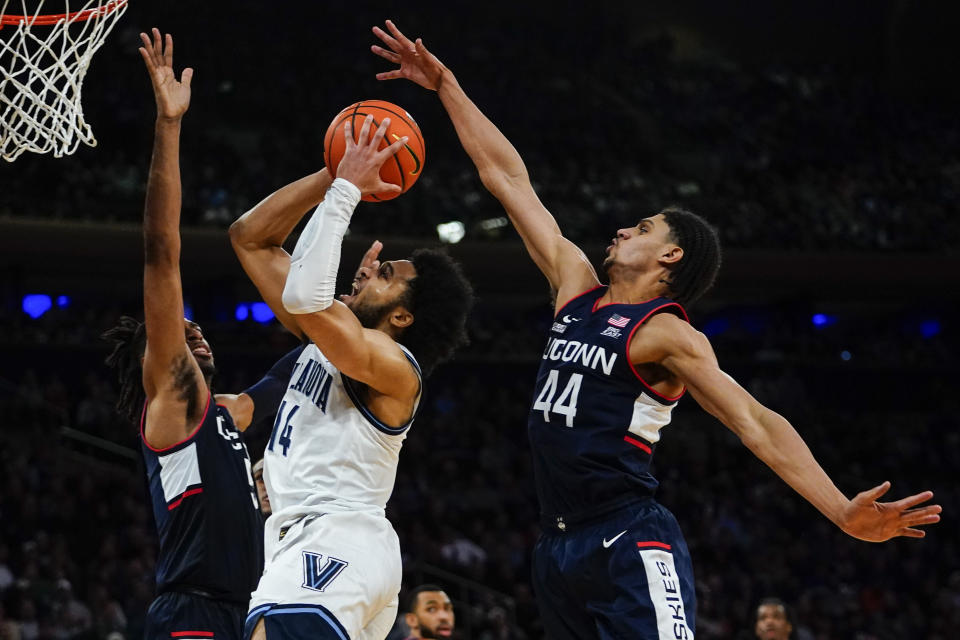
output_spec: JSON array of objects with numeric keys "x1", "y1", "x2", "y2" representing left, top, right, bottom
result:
[{"x1": 632, "y1": 311, "x2": 711, "y2": 361}]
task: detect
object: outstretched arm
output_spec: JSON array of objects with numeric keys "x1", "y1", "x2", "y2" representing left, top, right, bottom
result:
[
  {"x1": 635, "y1": 313, "x2": 942, "y2": 542},
  {"x1": 229, "y1": 169, "x2": 335, "y2": 339},
  {"x1": 371, "y1": 20, "x2": 598, "y2": 309},
  {"x1": 138, "y1": 29, "x2": 207, "y2": 448}
]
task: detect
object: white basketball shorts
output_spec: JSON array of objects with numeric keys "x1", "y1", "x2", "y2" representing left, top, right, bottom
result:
[{"x1": 246, "y1": 510, "x2": 401, "y2": 640}]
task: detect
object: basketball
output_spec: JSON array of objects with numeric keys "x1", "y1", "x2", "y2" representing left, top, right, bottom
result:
[{"x1": 323, "y1": 100, "x2": 425, "y2": 202}]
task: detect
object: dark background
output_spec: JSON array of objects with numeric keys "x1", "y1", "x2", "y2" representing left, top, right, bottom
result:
[{"x1": 1, "y1": 1, "x2": 958, "y2": 639}]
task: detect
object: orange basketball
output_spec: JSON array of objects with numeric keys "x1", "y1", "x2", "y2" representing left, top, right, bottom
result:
[{"x1": 323, "y1": 100, "x2": 425, "y2": 202}]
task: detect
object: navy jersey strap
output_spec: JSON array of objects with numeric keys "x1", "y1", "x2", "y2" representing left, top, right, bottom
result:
[{"x1": 243, "y1": 344, "x2": 307, "y2": 430}]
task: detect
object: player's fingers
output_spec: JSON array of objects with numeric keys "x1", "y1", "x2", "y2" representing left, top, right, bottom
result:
[
  {"x1": 181, "y1": 68, "x2": 193, "y2": 87},
  {"x1": 164, "y1": 33, "x2": 173, "y2": 67},
  {"x1": 138, "y1": 46, "x2": 154, "y2": 71},
  {"x1": 897, "y1": 528, "x2": 926, "y2": 538},
  {"x1": 371, "y1": 45, "x2": 401, "y2": 64},
  {"x1": 343, "y1": 119, "x2": 355, "y2": 149},
  {"x1": 375, "y1": 70, "x2": 405, "y2": 82},
  {"x1": 900, "y1": 505, "x2": 942, "y2": 524},
  {"x1": 891, "y1": 490, "x2": 935, "y2": 511},
  {"x1": 855, "y1": 481, "x2": 891, "y2": 503},
  {"x1": 900, "y1": 513, "x2": 940, "y2": 527},
  {"x1": 379, "y1": 135, "x2": 408, "y2": 162},
  {"x1": 370, "y1": 118, "x2": 391, "y2": 148},
  {"x1": 356, "y1": 114, "x2": 375, "y2": 148},
  {"x1": 151, "y1": 27, "x2": 162, "y2": 58},
  {"x1": 901, "y1": 504, "x2": 942, "y2": 517},
  {"x1": 385, "y1": 20, "x2": 415, "y2": 51},
  {"x1": 362, "y1": 240, "x2": 383, "y2": 266},
  {"x1": 139, "y1": 32, "x2": 153, "y2": 57},
  {"x1": 376, "y1": 181, "x2": 402, "y2": 195},
  {"x1": 372, "y1": 26, "x2": 401, "y2": 52},
  {"x1": 415, "y1": 38, "x2": 433, "y2": 58}
]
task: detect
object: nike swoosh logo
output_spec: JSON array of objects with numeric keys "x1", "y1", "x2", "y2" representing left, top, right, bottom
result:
[
  {"x1": 562, "y1": 315, "x2": 581, "y2": 323},
  {"x1": 602, "y1": 530, "x2": 628, "y2": 548}
]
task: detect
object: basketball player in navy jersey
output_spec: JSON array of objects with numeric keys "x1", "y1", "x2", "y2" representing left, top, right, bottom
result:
[
  {"x1": 101, "y1": 30, "x2": 305, "y2": 640},
  {"x1": 371, "y1": 20, "x2": 943, "y2": 639}
]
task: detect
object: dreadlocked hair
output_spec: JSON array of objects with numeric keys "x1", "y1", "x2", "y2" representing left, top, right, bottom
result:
[
  {"x1": 396, "y1": 248, "x2": 474, "y2": 377},
  {"x1": 660, "y1": 206, "x2": 722, "y2": 306},
  {"x1": 102, "y1": 316, "x2": 147, "y2": 425}
]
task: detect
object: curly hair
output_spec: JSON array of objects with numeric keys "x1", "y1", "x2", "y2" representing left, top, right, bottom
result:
[
  {"x1": 102, "y1": 316, "x2": 147, "y2": 425},
  {"x1": 396, "y1": 248, "x2": 474, "y2": 377},
  {"x1": 660, "y1": 206, "x2": 722, "y2": 307}
]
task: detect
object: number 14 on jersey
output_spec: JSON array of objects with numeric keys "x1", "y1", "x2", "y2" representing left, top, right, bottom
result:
[{"x1": 533, "y1": 370, "x2": 583, "y2": 427}]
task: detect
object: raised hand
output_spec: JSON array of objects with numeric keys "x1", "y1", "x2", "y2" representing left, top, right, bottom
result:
[
  {"x1": 340, "y1": 240, "x2": 383, "y2": 304},
  {"x1": 335, "y1": 114, "x2": 407, "y2": 197},
  {"x1": 138, "y1": 28, "x2": 193, "y2": 121},
  {"x1": 353, "y1": 239, "x2": 383, "y2": 287},
  {"x1": 371, "y1": 19, "x2": 446, "y2": 91},
  {"x1": 839, "y1": 481, "x2": 942, "y2": 542}
]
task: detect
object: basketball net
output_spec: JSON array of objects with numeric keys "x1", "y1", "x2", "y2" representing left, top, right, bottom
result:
[{"x1": 0, "y1": 0, "x2": 128, "y2": 162}]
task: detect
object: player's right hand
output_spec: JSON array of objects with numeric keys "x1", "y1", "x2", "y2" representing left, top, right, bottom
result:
[
  {"x1": 371, "y1": 20, "x2": 446, "y2": 91},
  {"x1": 138, "y1": 28, "x2": 192, "y2": 121},
  {"x1": 335, "y1": 115, "x2": 406, "y2": 197},
  {"x1": 838, "y1": 481, "x2": 942, "y2": 542}
]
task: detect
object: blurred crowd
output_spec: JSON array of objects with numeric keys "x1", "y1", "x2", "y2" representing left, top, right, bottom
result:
[
  {"x1": 0, "y1": 292, "x2": 956, "y2": 639},
  {"x1": 2, "y1": 19, "x2": 958, "y2": 253}
]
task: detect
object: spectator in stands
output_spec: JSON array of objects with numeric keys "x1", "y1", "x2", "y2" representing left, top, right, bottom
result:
[
  {"x1": 754, "y1": 597, "x2": 793, "y2": 640},
  {"x1": 252, "y1": 458, "x2": 271, "y2": 518},
  {"x1": 402, "y1": 585, "x2": 455, "y2": 639}
]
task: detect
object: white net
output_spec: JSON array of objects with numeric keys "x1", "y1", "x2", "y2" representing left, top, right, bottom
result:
[{"x1": 0, "y1": 0, "x2": 128, "y2": 162}]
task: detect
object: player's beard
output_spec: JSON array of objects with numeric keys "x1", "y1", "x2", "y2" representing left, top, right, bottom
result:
[
  {"x1": 351, "y1": 299, "x2": 394, "y2": 330},
  {"x1": 418, "y1": 626, "x2": 443, "y2": 640},
  {"x1": 196, "y1": 356, "x2": 217, "y2": 380}
]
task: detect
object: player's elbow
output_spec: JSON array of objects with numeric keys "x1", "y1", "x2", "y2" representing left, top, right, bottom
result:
[
  {"x1": 478, "y1": 165, "x2": 528, "y2": 197},
  {"x1": 143, "y1": 233, "x2": 179, "y2": 266},
  {"x1": 281, "y1": 267, "x2": 333, "y2": 315},
  {"x1": 228, "y1": 216, "x2": 254, "y2": 249}
]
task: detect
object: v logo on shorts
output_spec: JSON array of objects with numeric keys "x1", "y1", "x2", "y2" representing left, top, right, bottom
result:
[
  {"x1": 302, "y1": 551, "x2": 349, "y2": 592},
  {"x1": 602, "y1": 530, "x2": 628, "y2": 548}
]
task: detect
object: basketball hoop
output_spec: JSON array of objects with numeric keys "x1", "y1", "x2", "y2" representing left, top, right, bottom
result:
[{"x1": 0, "y1": 0, "x2": 128, "y2": 162}]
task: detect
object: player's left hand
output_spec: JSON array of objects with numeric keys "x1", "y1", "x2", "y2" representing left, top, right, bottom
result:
[
  {"x1": 138, "y1": 28, "x2": 192, "y2": 121},
  {"x1": 371, "y1": 20, "x2": 446, "y2": 91},
  {"x1": 839, "y1": 481, "x2": 942, "y2": 542}
]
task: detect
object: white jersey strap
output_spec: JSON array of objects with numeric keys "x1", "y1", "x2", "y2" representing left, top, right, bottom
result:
[{"x1": 340, "y1": 345, "x2": 422, "y2": 436}]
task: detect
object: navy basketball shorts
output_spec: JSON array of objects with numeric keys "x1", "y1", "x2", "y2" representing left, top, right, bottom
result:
[
  {"x1": 145, "y1": 591, "x2": 247, "y2": 640},
  {"x1": 532, "y1": 498, "x2": 696, "y2": 640}
]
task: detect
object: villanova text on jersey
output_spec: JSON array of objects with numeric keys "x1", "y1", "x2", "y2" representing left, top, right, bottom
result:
[
  {"x1": 141, "y1": 396, "x2": 264, "y2": 603},
  {"x1": 528, "y1": 286, "x2": 689, "y2": 529}
]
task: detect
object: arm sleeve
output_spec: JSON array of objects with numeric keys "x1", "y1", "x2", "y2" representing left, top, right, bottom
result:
[
  {"x1": 242, "y1": 344, "x2": 306, "y2": 430},
  {"x1": 281, "y1": 178, "x2": 362, "y2": 314}
]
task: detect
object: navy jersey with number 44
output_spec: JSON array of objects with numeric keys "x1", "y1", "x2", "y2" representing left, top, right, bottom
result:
[
  {"x1": 528, "y1": 286, "x2": 689, "y2": 526},
  {"x1": 141, "y1": 396, "x2": 264, "y2": 603}
]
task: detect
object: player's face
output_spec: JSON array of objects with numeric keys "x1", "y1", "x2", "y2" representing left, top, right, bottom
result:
[
  {"x1": 253, "y1": 467, "x2": 270, "y2": 516},
  {"x1": 342, "y1": 260, "x2": 416, "y2": 329},
  {"x1": 184, "y1": 320, "x2": 216, "y2": 377},
  {"x1": 412, "y1": 591, "x2": 455, "y2": 638},
  {"x1": 603, "y1": 213, "x2": 677, "y2": 275},
  {"x1": 755, "y1": 603, "x2": 792, "y2": 640}
]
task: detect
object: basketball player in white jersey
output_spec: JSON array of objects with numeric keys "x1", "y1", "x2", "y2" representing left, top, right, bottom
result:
[{"x1": 229, "y1": 116, "x2": 473, "y2": 640}]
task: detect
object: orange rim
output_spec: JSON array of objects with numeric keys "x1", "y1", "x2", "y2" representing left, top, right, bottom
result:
[{"x1": 0, "y1": 0, "x2": 126, "y2": 27}]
